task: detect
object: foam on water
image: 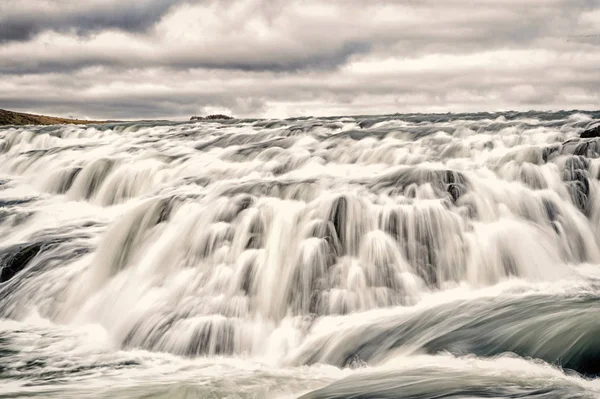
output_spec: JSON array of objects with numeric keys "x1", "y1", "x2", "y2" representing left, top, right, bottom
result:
[{"x1": 1, "y1": 111, "x2": 600, "y2": 398}]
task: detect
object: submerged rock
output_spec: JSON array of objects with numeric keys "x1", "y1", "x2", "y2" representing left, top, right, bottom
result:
[
  {"x1": 562, "y1": 156, "x2": 591, "y2": 215},
  {"x1": 552, "y1": 137, "x2": 600, "y2": 160},
  {"x1": 0, "y1": 242, "x2": 44, "y2": 283}
]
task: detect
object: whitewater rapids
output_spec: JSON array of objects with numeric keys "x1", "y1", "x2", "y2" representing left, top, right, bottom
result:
[{"x1": 1, "y1": 111, "x2": 600, "y2": 398}]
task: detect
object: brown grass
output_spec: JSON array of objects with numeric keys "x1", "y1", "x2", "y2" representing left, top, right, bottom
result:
[{"x1": 0, "y1": 109, "x2": 107, "y2": 126}]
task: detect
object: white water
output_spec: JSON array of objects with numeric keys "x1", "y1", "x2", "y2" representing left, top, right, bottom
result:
[{"x1": 1, "y1": 112, "x2": 600, "y2": 398}]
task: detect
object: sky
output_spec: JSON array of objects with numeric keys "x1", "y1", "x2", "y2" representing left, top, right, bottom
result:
[{"x1": 0, "y1": 0, "x2": 599, "y2": 120}]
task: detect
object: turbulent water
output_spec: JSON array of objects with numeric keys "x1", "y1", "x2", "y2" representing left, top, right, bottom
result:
[{"x1": 1, "y1": 111, "x2": 600, "y2": 398}]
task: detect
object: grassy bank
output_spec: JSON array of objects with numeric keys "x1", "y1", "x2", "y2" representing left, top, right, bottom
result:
[{"x1": 0, "y1": 109, "x2": 106, "y2": 126}]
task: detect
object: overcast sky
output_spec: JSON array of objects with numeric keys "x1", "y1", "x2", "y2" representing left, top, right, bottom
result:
[{"x1": 0, "y1": 0, "x2": 599, "y2": 120}]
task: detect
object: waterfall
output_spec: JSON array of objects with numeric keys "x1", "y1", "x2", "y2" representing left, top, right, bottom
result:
[{"x1": 1, "y1": 112, "x2": 600, "y2": 398}]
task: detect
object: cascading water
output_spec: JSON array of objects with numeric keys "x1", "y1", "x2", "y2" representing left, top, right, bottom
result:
[{"x1": 1, "y1": 111, "x2": 600, "y2": 398}]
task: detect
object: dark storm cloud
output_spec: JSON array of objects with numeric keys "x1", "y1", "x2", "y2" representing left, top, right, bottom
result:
[
  {"x1": 0, "y1": 0, "x2": 598, "y2": 119},
  {"x1": 0, "y1": 0, "x2": 184, "y2": 43},
  {"x1": 0, "y1": 40, "x2": 371, "y2": 75}
]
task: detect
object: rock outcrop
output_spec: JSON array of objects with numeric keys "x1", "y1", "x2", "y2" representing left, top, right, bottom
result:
[
  {"x1": 190, "y1": 114, "x2": 234, "y2": 121},
  {"x1": 580, "y1": 125, "x2": 600, "y2": 138}
]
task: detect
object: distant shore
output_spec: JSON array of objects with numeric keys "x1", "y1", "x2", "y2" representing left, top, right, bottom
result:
[
  {"x1": 0, "y1": 109, "x2": 108, "y2": 126},
  {"x1": 0, "y1": 109, "x2": 239, "y2": 126}
]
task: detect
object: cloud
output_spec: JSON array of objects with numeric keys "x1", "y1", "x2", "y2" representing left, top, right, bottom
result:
[
  {"x1": 0, "y1": 0, "x2": 598, "y2": 119},
  {"x1": 0, "y1": 0, "x2": 184, "y2": 43}
]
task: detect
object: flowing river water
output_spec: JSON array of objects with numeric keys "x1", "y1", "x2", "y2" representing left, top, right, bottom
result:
[{"x1": 1, "y1": 111, "x2": 600, "y2": 398}]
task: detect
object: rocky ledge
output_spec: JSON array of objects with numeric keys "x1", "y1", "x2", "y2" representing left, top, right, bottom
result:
[{"x1": 190, "y1": 114, "x2": 234, "y2": 121}]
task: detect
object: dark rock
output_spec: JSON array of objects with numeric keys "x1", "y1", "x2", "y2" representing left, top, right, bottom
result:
[
  {"x1": 238, "y1": 254, "x2": 256, "y2": 294},
  {"x1": 190, "y1": 114, "x2": 234, "y2": 121},
  {"x1": 574, "y1": 141, "x2": 591, "y2": 156},
  {"x1": 562, "y1": 156, "x2": 591, "y2": 215},
  {"x1": 580, "y1": 125, "x2": 600, "y2": 138},
  {"x1": 447, "y1": 183, "x2": 462, "y2": 202},
  {"x1": 560, "y1": 138, "x2": 600, "y2": 159},
  {"x1": 542, "y1": 145, "x2": 560, "y2": 162},
  {"x1": 0, "y1": 243, "x2": 44, "y2": 283},
  {"x1": 245, "y1": 212, "x2": 264, "y2": 250},
  {"x1": 542, "y1": 199, "x2": 558, "y2": 222},
  {"x1": 157, "y1": 197, "x2": 179, "y2": 224},
  {"x1": 328, "y1": 196, "x2": 348, "y2": 252},
  {"x1": 564, "y1": 156, "x2": 590, "y2": 171},
  {"x1": 308, "y1": 220, "x2": 342, "y2": 256},
  {"x1": 0, "y1": 198, "x2": 35, "y2": 207}
]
